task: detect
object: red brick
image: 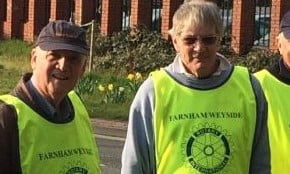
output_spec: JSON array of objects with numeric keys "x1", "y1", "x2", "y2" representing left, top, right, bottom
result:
[
  {"x1": 101, "y1": 0, "x2": 122, "y2": 36},
  {"x1": 1, "y1": 0, "x2": 290, "y2": 53},
  {"x1": 161, "y1": 0, "x2": 183, "y2": 39}
]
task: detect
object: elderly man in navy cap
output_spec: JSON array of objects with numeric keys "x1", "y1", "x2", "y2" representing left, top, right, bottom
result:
[
  {"x1": 255, "y1": 11, "x2": 290, "y2": 173},
  {"x1": 0, "y1": 20, "x2": 100, "y2": 174}
]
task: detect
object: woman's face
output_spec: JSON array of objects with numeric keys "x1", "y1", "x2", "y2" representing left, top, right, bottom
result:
[{"x1": 172, "y1": 24, "x2": 220, "y2": 78}]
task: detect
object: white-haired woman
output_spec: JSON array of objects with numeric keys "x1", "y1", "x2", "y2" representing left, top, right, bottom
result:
[{"x1": 121, "y1": 1, "x2": 270, "y2": 173}]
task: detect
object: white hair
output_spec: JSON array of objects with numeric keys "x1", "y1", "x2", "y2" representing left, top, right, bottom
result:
[{"x1": 169, "y1": 0, "x2": 223, "y2": 37}]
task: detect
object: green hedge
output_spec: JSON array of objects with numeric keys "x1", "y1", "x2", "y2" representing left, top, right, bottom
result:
[{"x1": 221, "y1": 47, "x2": 279, "y2": 73}]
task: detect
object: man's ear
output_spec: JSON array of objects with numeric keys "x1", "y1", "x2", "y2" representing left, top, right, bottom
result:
[
  {"x1": 277, "y1": 34, "x2": 282, "y2": 53},
  {"x1": 168, "y1": 29, "x2": 180, "y2": 53},
  {"x1": 172, "y1": 36, "x2": 180, "y2": 53},
  {"x1": 30, "y1": 48, "x2": 37, "y2": 70},
  {"x1": 80, "y1": 59, "x2": 87, "y2": 76}
]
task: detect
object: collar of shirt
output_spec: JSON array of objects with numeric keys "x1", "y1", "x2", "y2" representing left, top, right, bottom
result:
[
  {"x1": 171, "y1": 52, "x2": 231, "y2": 79},
  {"x1": 26, "y1": 80, "x2": 72, "y2": 121}
]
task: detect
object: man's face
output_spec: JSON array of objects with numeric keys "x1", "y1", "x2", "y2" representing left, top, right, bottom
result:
[
  {"x1": 31, "y1": 47, "x2": 86, "y2": 102},
  {"x1": 278, "y1": 32, "x2": 290, "y2": 68},
  {"x1": 172, "y1": 24, "x2": 220, "y2": 78}
]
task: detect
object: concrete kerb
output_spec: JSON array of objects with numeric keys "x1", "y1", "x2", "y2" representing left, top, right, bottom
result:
[{"x1": 90, "y1": 118, "x2": 128, "y2": 130}]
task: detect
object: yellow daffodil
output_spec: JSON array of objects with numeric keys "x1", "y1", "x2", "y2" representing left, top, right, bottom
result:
[
  {"x1": 127, "y1": 73, "x2": 134, "y2": 80},
  {"x1": 108, "y1": 84, "x2": 114, "y2": 91},
  {"x1": 98, "y1": 84, "x2": 105, "y2": 91}
]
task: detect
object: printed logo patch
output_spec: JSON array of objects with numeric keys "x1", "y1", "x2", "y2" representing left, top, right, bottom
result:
[{"x1": 185, "y1": 124, "x2": 232, "y2": 173}]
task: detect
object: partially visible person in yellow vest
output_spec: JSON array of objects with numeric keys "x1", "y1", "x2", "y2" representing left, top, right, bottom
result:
[
  {"x1": 0, "y1": 20, "x2": 100, "y2": 174},
  {"x1": 255, "y1": 10, "x2": 290, "y2": 174},
  {"x1": 121, "y1": 1, "x2": 271, "y2": 174}
]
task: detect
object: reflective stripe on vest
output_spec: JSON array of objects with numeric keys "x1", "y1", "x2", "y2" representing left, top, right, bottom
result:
[
  {"x1": 152, "y1": 66, "x2": 256, "y2": 174},
  {"x1": 255, "y1": 70, "x2": 290, "y2": 173},
  {"x1": 0, "y1": 91, "x2": 100, "y2": 174}
]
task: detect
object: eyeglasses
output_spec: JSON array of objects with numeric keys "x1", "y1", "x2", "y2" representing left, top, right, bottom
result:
[{"x1": 181, "y1": 35, "x2": 219, "y2": 45}]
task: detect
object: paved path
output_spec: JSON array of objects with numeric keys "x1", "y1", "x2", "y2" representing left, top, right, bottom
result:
[{"x1": 91, "y1": 118, "x2": 128, "y2": 174}]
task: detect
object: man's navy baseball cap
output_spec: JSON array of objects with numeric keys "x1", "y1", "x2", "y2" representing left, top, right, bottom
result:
[
  {"x1": 280, "y1": 11, "x2": 290, "y2": 39},
  {"x1": 36, "y1": 20, "x2": 89, "y2": 55}
]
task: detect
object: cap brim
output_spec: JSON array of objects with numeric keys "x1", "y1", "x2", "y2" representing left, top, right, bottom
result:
[
  {"x1": 283, "y1": 29, "x2": 290, "y2": 39},
  {"x1": 38, "y1": 42, "x2": 89, "y2": 55}
]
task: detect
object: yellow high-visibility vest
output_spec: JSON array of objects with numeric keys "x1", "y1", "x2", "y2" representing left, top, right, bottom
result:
[
  {"x1": 152, "y1": 67, "x2": 256, "y2": 174},
  {"x1": 0, "y1": 91, "x2": 100, "y2": 174},
  {"x1": 255, "y1": 69, "x2": 290, "y2": 174}
]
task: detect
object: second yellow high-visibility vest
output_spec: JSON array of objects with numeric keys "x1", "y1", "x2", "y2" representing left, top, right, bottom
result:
[
  {"x1": 0, "y1": 91, "x2": 100, "y2": 174},
  {"x1": 152, "y1": 67, "x2": 256, "y2": 174},
  {"x1": 255, "y1": 70, "x2": 290, "y2": 174}
]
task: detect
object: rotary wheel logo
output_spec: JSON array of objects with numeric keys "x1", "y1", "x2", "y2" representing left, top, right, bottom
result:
[
  {"x1": 59, "y1": 160, "x2": 89, "y2": 174},
  {"x1": 186, "y1": 127, "x2": 231, "y2": 173}
]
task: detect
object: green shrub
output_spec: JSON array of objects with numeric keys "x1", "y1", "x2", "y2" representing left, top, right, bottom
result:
[
  {"x1": 220, "y1": 47, "x2": 280, "y2": 73},
  {"x1": 92, "y1": 27, "x2": 175, "y2": 73}
]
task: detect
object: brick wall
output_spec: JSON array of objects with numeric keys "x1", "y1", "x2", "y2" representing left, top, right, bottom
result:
[
  {"x1": 100, "y1": 0, "x2": 122, "y2": 35},
  {"x1": 130, "y1": 0, "x2": 152, "y2": 29},
  {"x1": 3, "y1": 0, "x2": 21, "y2": 38},
  {"x1": 161, "y1": 0, "x2": 183, "y2": 39},
  {"x1": 0, "y1": 0, "x2": 6, "y2": 38},
  {"x1": 50, "y1": 0, "x2": 71, "y2": 21},
  {"x1": 269, "y1": 0, "x2": 290, "y2": 51},
  {"x1": 1, "y1": 0, "x2": 96, "y2": 41},
  {"x1": 1, "y1": 0, "x2": 290, "y2": 54},
  {"x1": 231, "y1": 0, "x2": 255, "y2": 54},
  {"x1": 75, "y1": 0, "x2": 96, "y2": 25},
  {"x1": 23, "y1": 0, "x2": 50, "y2": 41}
]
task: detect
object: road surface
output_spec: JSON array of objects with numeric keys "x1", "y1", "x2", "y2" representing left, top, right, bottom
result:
[{"x1": 93, "y1": 120, "x2": 127, "y2": 174}]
